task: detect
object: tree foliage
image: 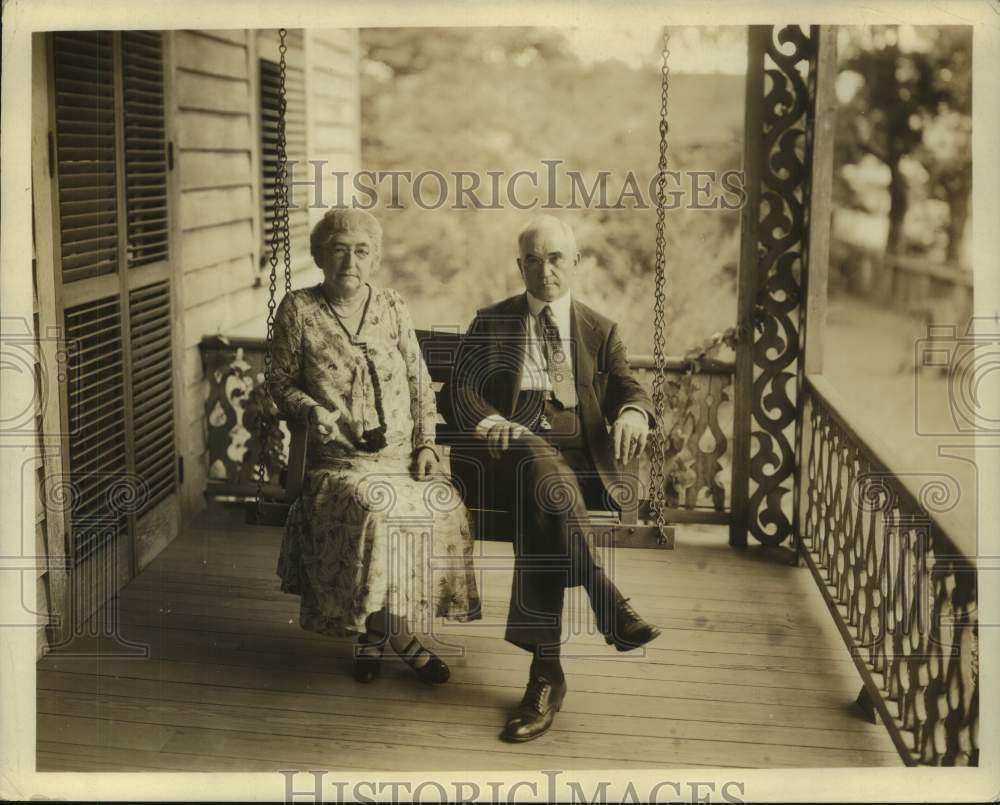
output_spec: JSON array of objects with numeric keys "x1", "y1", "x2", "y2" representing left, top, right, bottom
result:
[
  {"x1": 834, "y1": 25, "x2": 972, "y2": 262},
  {"x1": 360, "y1": 27, "x2": 745, "y2": 354}
]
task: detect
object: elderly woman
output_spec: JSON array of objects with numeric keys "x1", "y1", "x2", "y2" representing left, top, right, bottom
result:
[{"x1": 270, "y1": 208, "x2": 480, "y2": 684}]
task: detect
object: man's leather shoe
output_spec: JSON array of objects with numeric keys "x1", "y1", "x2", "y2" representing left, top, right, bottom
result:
[
  {"x1": 604, "y1": 597, "x2": 661, "y2": 652},
  {"x1": 500, "y1": 675, "x2": 567, "y2": 743}
]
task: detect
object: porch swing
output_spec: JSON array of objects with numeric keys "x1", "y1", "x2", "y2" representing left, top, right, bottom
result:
[{"x1": 248, "y1": 28, "x2": 676, "y2": 549}]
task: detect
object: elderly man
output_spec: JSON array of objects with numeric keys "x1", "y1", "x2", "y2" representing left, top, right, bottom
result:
[{"x1": 450, "y1": 215, "x2": 661, "y2": 742}]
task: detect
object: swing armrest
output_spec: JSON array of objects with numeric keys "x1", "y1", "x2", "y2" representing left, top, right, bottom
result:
[{"x1": 284, "y1": 416, "x2": 309, "y2": 502}]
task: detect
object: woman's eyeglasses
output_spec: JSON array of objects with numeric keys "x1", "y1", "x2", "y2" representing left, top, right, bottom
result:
[{"x1": 327, "y1": 243, "x2": 372, "y2": 261}]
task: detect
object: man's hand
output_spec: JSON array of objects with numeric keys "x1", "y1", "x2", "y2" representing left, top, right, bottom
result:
[
  {"x1": 611, "y1": 408, "x2": 649, "y2": 463},
  {"x1": 411, "y1": 446, "x2": 440, "y2": 481},
  {"x1": 485, "y1": 419, "x2": 528, "y2": 460},
  {"x1": 309, "y1": 405, "x2": 355, "y2": 450}
]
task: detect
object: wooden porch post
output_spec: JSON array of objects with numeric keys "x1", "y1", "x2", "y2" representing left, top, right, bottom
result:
[
  {"x1": 793, "y1": 27, "x2": 838, "y2": 559},
  {"x1": 729, "y1": 27, "x2": 767, "y2": 548},
  {"x1": 731, "y1": 26, "x2": 833, "y2": 549}
]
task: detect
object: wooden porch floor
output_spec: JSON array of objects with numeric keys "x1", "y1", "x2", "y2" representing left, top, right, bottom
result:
[{"x1": 37, "y1": 503, "x2": 900, "y2": 771}]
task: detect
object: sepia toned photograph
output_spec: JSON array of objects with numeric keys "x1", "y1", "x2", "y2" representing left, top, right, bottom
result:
[{"x1": 1, "y1": 1, "x2": 997, "y2": 802}]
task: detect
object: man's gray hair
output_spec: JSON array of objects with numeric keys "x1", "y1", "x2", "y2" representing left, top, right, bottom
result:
[
  {"x1": 310, "y1": 207, "x2": 383, "y2": 264},
  {"x1": 516, "y1": 215, "x2": 578, "y2": 254}
]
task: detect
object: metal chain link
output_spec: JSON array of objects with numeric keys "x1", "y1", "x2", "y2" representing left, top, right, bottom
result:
[
  {"x1": 254, "y1": 27, "x2": 290, "y2": 518},
  {"x1": 647, "y1": 27, "x2": 671, "y2": 541},
  {"x1": 278, "y1": 31, "x2": 293, "y2": 296}
]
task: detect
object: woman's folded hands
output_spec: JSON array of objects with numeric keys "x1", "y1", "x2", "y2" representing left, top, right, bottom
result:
[
  {"x1": 410, "y1": 446, "x2": 441, "y2": 481},
  {"x1": 308, "y1": 405, "x2": 356, "y2": 450}
]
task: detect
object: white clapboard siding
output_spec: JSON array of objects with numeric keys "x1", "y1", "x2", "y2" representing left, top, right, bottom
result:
[
  {"x1": 171, "y1": 28, "x2": 360, "y2": 521},
  {"x1": 173, "y1": 29, "x2": 257, "y2": 520},
  {"x1": 305, "y1": 29, "x2": 361, "y2": 234}
]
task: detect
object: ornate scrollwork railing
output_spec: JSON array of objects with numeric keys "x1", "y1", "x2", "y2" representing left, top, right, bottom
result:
[
  {"x1": 633, "y1": 356, "x2": 734, "y2": 521},
  {"x1": 799, "y1": 374, "x2": 978, "y2": 766}
]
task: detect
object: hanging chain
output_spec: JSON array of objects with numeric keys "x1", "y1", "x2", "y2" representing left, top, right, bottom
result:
[
  {"x1": 278, "y1": 31, "x2": 293, "y2": 296},
  {"x1": 647, "y1": 27, "x2": 671, "y2": 541},
  {"x1": 254, "y1": 27, "x2": 290, "y2": 518}
]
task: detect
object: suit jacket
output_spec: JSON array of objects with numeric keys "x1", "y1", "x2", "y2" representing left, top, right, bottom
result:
[{"x1": 449, "y1": 292, "x2": 654, "y2": 509}]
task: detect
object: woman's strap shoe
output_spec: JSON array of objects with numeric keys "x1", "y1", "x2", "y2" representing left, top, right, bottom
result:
[
  {"x1": 398, "y1": 637, "x2": 450, "y2": 684},
  {"x1": 352, "y1": 633, "x2": 385, "y2": 683},
  {"x1": 500, "y1": 675, "x2": 567, "y2": 743}
]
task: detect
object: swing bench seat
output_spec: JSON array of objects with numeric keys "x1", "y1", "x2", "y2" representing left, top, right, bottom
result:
[{"x1": 249, "y1": 330, "x2": 673, "y2": 549}]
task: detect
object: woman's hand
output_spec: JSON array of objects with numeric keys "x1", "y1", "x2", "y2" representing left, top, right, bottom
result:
[
  {"x1": 411, "y1": 446, "x2": 441, "y2": 481},
  {"x1": 309, "y1": 405, "x2": 355, "y2": 450}
]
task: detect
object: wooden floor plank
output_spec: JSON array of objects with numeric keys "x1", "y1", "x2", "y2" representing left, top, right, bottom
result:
[
  {"x1": 35, "y1": 504, "x2": 902, "y2": 771},
  {"x1": 38, "y1": 688, "x2": 898, "y2": 769},
  {"x1": 37, "y1": 669, "x2": 895, "y2": 754},
  {"x1": 39, "y1": 652, "x2": 886, "y2": 735},
  {"x1": 102, "y1": 590, "x2": 858, "y2": 661},
  {"x1": 124, "y1": 571, "x2": 827, "y2": 623},
  {"x1": 38, "y1": 623, "x2": 864, "y2": 712},
  {"x1": 116, "y1": 589, "x2": 832, "y2": 645},
  {"x1": 100, "y1": 607, "x2": 871, "y2": 691}
]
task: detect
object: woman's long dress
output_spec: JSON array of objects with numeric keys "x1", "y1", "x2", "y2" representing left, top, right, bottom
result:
[{"x1": 269, "y1": 283, "x2": 481, "y2": 636}]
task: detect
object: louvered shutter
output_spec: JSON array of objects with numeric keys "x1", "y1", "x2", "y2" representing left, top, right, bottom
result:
[
  {"x1": 259, "y1": 30, "x2": 308, "y2": 264},
  {"x1": 48, "y1": 30, "x2": 177, "y2": 573},
  {"x1": 51, "y1": 32, "x2": 119, "y2": 284},
  {"x1": 128, "y1": 280, "x2": 176, "y2": 514},
  {"x1": 64, "y1": 295, "x2": 128, "y2": 564},
  {"x1": 121, "y1": 31, "x2": 169, "y2": 269}
]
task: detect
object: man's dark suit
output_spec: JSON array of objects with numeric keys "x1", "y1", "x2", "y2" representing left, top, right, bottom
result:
[{"x1": 450, "y1": 292, "x2": 654, "y2": 649}]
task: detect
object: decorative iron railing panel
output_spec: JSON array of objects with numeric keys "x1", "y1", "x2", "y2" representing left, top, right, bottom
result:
[
  {"x1": 800, "y1": 375, "x2": 978, "y2": 766},
  {"x1": 633, "y1": 358, "x2": 734, "y2": 520}
]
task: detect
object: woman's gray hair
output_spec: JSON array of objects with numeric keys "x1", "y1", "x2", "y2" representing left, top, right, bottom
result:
[{"x1": 310, "y1": 207, "x2": 383, "y2": 265}]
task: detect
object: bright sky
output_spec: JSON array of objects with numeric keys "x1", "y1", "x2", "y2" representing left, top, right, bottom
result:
[{"x1": 561, "y1": 26, "x2": 748, "y2": 73}]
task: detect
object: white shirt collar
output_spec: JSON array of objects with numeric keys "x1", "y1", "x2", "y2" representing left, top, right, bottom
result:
[{"x1": 525, "y1": 291, "x2": 572, "y2": 326}]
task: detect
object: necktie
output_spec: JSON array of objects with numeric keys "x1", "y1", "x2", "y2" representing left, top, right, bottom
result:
[{"x1": 539, "y1": 305, "x2": 577, "y2": 408}]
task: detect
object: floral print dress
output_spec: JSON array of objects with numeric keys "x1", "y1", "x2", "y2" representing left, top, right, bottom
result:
[{"x1": 269, "y1": 283, "x2": 481, "y2": 636}]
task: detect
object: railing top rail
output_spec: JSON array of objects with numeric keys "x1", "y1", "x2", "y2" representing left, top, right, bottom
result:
[
  {"x1": 804, "y1": 373, "x2": 975, "y2": 566},
  {"x1": 630, "y1": 354, "x2": 736, "y2": 375}
]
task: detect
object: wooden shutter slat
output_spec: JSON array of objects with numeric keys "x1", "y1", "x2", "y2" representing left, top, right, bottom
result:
[
  {"x1": 133, "y1": 420, "x2": 173, "y2": 454},
  {"x1": 60, "y1": 246, "x2": 118, "y2": 271},
  {"x1": 70, "y1": 441, "x2": 128, "y2": 478},
  {"x1": 130, "y1": 327, "x2": 171, "y2": 355},
  {"x1": 75, "y1": 359, "x2": 122, "y2": 392},
  {"x1": 68, "y1": 387, "x2": 127, "y2": 428},
  {"x1": 58, "y1": 172, "x2": 117, "y2": 191},
  {"x1": 121, "y1": 85, "x2": 163, "y2": 105},
  {"x1": 129, "y1": 293, "x2": 169, "y2": 317},
  {"x1": 131, "y1": 340, "x2": 172, "y2": 371},
  {"x1": 59, "y1": 192, "x2": 116, "y2": 209},
  {"x1": 132, "y1": 376, "x2": 172, "y2": 407}
]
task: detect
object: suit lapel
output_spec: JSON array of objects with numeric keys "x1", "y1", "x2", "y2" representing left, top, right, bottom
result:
[
  {"x1": 571, "y1": 299, "x2": 600, "y2": 391},
  {"x1": 502, "y1": 293, "x2": 529, "y2": 415}
]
